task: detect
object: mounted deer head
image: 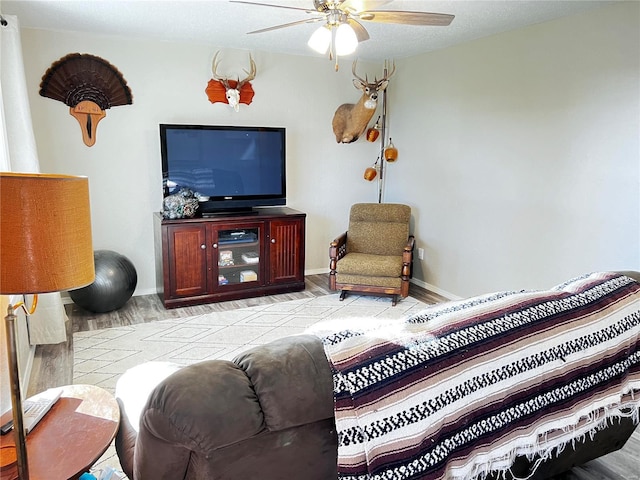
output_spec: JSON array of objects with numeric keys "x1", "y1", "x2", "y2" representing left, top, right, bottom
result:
[
  {"x1": 205, "y1": 52, "x2": 256, "y2": 112},
  {"x1": 332, "y1": 60, "x2": 395, "y2": 144}
]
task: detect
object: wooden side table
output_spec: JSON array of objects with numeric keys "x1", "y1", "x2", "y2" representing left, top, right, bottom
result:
[{"x1": 0, "y1": 384, "x2": 120, "y2": 480}]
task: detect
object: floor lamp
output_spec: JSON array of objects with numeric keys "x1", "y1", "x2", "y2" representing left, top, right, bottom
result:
[{"x1": 0, "y1": 173, "x2": 94, "y2": 480}]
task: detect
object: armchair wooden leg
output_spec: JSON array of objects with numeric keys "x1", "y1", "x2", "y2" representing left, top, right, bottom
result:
[
  {"x1": 340, "y1": 290, "x2": 348, "y2": 302},
  {"x1": 392, "y1": 295, "x2": 398, "y2": 306}
]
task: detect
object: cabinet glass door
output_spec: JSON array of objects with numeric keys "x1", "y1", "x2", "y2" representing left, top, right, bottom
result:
[{"x1": 216, "y1": 226, "x2": 261, "y2": 286}]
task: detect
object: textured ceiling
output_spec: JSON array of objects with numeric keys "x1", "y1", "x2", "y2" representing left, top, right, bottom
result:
[{"x1": 0, "y1": 0, "x2": 616, "y2": 61}]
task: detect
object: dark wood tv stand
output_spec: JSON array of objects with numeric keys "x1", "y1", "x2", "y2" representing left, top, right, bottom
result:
[{"x1": 154, "y1": 207, "x2": 306, "y2": 308}]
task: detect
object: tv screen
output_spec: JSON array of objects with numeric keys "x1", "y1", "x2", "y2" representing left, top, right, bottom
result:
[{"x1": 160, "y1": 124, "x2": 286, "y2": 213}]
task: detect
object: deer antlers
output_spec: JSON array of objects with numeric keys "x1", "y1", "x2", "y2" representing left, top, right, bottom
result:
[
  {"x1": 238, "y1": 55, "x2": 257, "y2": 90},
  {"x1": 332, "y1": 60, "x2": 396, "y2": 143},
  {"x1": 211, "y1": 52, "x2": 232, "y2": 90},
  {"x1": 352, "y1": 59, "x2": 396, "y2": 88},
  {"x1": 209, "y1": 52, "x2": 257, "y2": 112},
  {"x1": 211, "y1": 52, "x2": 256, "y2": 90}
]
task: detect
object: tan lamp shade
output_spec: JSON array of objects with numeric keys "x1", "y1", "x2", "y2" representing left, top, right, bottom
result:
[{"x1": 0, "y1": 173, "x2": 95, "y2": 294}]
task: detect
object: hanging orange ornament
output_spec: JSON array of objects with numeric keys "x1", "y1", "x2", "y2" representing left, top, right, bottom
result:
[
  {"x1": 364, "y1": 166, "x2": 377, "y2": 181},
  {"x1": 364, "y1": 156, "x2": 380, "y2": 181},
  {"x1": 384, "y1": 138, "x2": 398, "y2": 162},
  {"x1": 366, "y1": 117, "x2": 381, "y2": 142}
]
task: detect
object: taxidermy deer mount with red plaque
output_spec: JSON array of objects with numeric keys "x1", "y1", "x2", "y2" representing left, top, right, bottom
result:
[
  {"x1": 205, "y1": 52, "x2": 256, "y2": 112},
  {"x1": 332, "y1": 60, "x2": 395, "y2": 143},
  {"x1": 39, "y1": 53, "x2": 133, "y2": 147}
]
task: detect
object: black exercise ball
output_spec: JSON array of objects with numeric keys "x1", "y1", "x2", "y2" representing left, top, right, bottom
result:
[{"x1": 70, "y1": 250, "x2": 137, "y2": 313}]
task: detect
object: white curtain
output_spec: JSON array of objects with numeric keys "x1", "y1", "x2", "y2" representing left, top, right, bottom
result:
[{"x1": 1, "y1": 14, "x2": 67, "y2": 345}]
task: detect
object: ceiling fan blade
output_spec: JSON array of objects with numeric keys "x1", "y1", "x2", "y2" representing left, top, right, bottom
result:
[
  {"x1": 247, "y1": 17, "x2": 324, "y2": 35},
  {"x1": 347, "y1": 19, "x2": 370, "y2": 42},
  {"x1": 359, "y1": 10, "x2": 454, "y2": 26},
  {"x1": 230, "y1": 0, "x2": 316, "y2": 14},
  {"x1": 339, "y1": 0, "x2": 392, "y2": 14}
]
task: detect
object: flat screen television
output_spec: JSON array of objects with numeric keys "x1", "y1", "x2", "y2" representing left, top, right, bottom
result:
[{"x1": 160, "y1": 124, "x2": 286, "y2": 214}]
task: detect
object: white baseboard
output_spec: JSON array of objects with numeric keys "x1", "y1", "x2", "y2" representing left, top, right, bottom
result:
[
  {"x1": 305, "y1": 267, "x2": 329, "y2": 275},
  {"x1": 304, "y1": 267, "x2": 460, "y2": 301},
  {"x1": 61, "y1": 287, "x2": 158, "y2": 305},
  {"x1": 59, "y1": 275, "x2": 459, "y2": 304},
  {"x1": 133, "y1": 287, "x2": 158, "y2": 297},
  {"x1": 410, "y1": 278, "x2": 461, "y2": 301}
]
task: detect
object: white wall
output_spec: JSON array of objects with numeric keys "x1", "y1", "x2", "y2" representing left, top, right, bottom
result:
[
  {"x1": 15, "y1": 1, "x2": 640, "y2": 301},
  {"x1": 20, "y1": 31, "x2": 384, "y2": 296},
  {"x1": 386, "y1": 1, "x2": 640, "y2": 297}
]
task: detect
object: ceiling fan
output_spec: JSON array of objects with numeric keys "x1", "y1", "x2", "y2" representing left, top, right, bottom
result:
[{"x1": 231, "y1": 0, "x2": 454, "y2": 69}]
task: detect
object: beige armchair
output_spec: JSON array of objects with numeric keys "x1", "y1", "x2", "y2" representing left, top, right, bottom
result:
[{"x1": 329, "y1": 203, "x2": 415, "y2": 305}]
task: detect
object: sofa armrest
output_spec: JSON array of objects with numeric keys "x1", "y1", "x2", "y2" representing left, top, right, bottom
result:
[
  {"x1": 141, "y1": 361, "x2": 265, "y2": 454},
  {"x1": 233, "y1": 335, "x2": 334, "y2": 431},
  {"x1": 618, "y1": 270, "x2": 640, "y2": 283},
  {"x1": 117, "y1": 360, "x2": 264, "y2": 479},
  {"x1": 115, "y1": 361, "x2": 184, "y2": 479},
  {"x1": 133, "y1": 423, "x2": 191, "y2": 480}
]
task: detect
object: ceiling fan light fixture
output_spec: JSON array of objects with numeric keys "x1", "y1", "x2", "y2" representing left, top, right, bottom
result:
[
  {"x1": 308, "y1": 25, "x2": 331, "y2": 54},
  {"x1": 335, "y1": 22, "x2": 358, "y2": 56}
]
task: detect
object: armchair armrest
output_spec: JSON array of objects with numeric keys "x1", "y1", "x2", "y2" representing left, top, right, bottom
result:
[
  {"x1": 329, "y1": 232, "x2": 348, "y2": 290},
  {"x1": 404, "y1": 236, "x2": 415, "y2": 253},
  {"x1": 329, "y1": 232, "x2": 348, "y2": 266},
  {"x1": 402, "y1": 236, "x2": 415, "y2": 280}
]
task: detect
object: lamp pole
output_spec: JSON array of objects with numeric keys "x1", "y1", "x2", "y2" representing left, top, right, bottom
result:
[
  {"x1": 378, "y1": 62, "x2": 389, "y2": 204},
  {"x1": 5, "y1": 304, "x2": 30, "y2": 479}
]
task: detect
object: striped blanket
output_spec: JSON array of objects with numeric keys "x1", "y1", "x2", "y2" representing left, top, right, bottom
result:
[{"x1": 315, "y1": 272, "x2": 640, "y2": 480}]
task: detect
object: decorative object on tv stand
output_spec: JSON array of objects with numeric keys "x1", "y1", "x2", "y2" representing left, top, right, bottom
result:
[
  {"x1": 332, "y1": 60, "x2": 395, "y2": 144},
  {"x1": 162, "y1": 188, "x2": 200, "y2": 219},
  {"x1": 206, "y1": 52, "x2": 256, "y2": 112},
  {"x1": 231, "y1": 0, "x2": 454, "y2": 71},
  {"x1": 38, "y1": 53, "x2": 133, "y2": 147},
  {"x1": 69, "y1": 250, "x2": 137, "y2": 313},
  {"x1": 0, "y1": 173, "x2": 94, "y2": 480}
]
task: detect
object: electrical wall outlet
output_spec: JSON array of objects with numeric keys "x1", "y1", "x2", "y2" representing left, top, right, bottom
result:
[{"x1": 418, "y1": 248, "x2": 424, "y2": 260}]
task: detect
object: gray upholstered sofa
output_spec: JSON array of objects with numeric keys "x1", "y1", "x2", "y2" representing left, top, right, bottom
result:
[
  {"x1": 115, "y1": 271, "x2": 640, "y2": 480},
  {"x1": 116, "y1": 335, "x2": 337, "y2": 480}
]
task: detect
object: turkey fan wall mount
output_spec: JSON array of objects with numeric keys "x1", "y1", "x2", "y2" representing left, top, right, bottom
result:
[
  {"x1": 232, "y1": 0, "x2": 454, "y2": 70},
  {"x1": 39, "y1": 53, "x2": 133, "y2": 147}
]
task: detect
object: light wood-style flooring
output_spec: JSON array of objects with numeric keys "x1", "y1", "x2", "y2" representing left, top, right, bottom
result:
[{"x1": 28, "y1": 274, "x2": 639, "y2": 479}]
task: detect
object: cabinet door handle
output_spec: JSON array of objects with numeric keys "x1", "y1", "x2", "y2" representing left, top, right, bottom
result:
[
  {"x1": 200, "y1": 244, "x2": 206, "y2": 250},
  {"x1": 213, "y1": 243, "x2": 218, "y2": 249},
  {"x1": 271, "y1": 239, "x2": 276, "y2": 244}
]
